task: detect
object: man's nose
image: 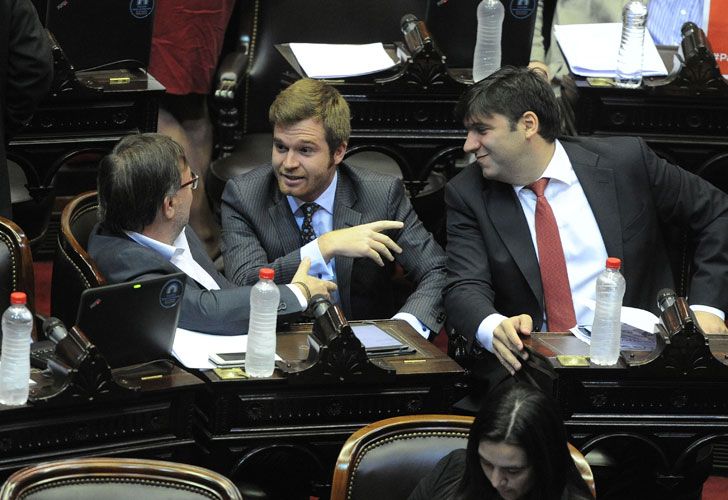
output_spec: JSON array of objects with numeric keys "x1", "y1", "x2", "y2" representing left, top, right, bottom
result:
[
  {"x1": 463, "y1": 131, "x2": 479, "y2": 153},
  {"x1": 282, "y1": 150, "x2": 298, "y2": 168}
]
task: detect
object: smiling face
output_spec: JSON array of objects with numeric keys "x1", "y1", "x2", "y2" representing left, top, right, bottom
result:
[
  {"x1": 478, "y1": 440, "x2": 534, "y2": 500},
  {"x1": 272, "y1": 118, "x2": 346, "y2": 202},
  {"x1": 463, "y1": 112, "x2": 542, "y2": 186}
]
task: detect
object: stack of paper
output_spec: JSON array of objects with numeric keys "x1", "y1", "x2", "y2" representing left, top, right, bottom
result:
[
  {"x1": 554, "y1": 23, "x2": 668, "y2": 78},
  {"x1": 289, "y1": 42, "x2": 397, "y2": 79}
]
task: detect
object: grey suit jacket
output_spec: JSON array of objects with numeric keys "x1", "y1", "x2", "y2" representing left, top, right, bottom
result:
[
  {"x1": 221, "y1": 163, "x2": 447, "y2": 332},
  {"x1": 88, "y1": 224, "x2": 304, "y2": 335},
  {"x1": 445, "y1": 136, "x2": 728, "y2": 352}
]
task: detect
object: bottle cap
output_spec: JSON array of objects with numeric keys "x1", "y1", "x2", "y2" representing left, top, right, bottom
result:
[
  {"x1": 259, "y1": 268, "x2": 275, "y2": 280},
  {"x1": 606, "y1": 257, "x2": 621, "y2": 269},
  {"x1": 9, "y1": 291, "x2": 27, "y2": 305}
]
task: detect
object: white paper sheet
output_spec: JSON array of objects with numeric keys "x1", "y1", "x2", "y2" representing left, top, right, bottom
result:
[
  {"x1": 554, "y1": 23, "x2": 668, "y2": 77},
  {"x1": 171, "y1": 328, "x2": 282, "y2": 369},
  {"x1": 289, "y1": 42, "x2": 397, "y2": 79}
]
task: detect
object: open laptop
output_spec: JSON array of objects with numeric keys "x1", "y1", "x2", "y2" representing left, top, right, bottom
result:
[{"x1": 75, "y1": 273, "x2": 186, "y2": 369}]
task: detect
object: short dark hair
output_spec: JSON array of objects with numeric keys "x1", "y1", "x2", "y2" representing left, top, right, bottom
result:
[
  {"x1": 455, "y1": 66, "x2": 561, "y2": 142},
  {"x1": 97, "y1": 133, "x2": 186, "y2": 233},
  {"x1": 269, "y1": 78, "x2": 351, "y2": 154},
  {"x1": 458, "y1": 383, "x2": 591, "y2": 500}
]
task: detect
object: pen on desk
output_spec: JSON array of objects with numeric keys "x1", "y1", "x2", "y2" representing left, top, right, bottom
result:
[
  {"x1": 140, "y1": 374, "x2": 163, "y2": 381},
  {"x1": 403, "y1": 359, "x2": 426, "y2": 364}
]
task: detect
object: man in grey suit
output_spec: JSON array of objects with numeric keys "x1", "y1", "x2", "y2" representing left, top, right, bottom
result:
[
  {"x1": 221, "y1": 79, "x2": 446, "y2": 338},
  {"x1": 445, "y1": 66, "x2": 728, "y2": 382},
  {"x1": 88, "y1": 133, "x2": 336, "y2": 335}
]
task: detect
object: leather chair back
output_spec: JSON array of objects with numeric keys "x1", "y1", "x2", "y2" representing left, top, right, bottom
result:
[
  {"x1": 0, "y1": 216, "x2": 35, "y2": 335},
  {"x1": 331, "y1": 414, "x2": 596, "y2": 500},
  {"x1": 0, "y1": 457, "x2": 242, "y2": 500},
  {"x1": 331, "y1": 414, "x2": 472, "y2": 500},
  {"x1": 51, "y1": 191, "x2": 105, "y2": 328}
]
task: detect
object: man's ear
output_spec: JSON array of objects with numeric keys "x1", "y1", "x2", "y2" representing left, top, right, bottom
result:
[
  {"x1": 332, "y1": 142, "x2": 347, "y2": 166},
  {"x1": 162, "y1": 194, "x2": 175, "y2": 220},
  {"x1": 520, "y1": 111, "x2": 540, "y2": 139}
]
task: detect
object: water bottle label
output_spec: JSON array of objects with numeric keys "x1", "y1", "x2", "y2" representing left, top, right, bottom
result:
[{"x1": 509, "y1": 0, "x2": 536, "y2": 19}]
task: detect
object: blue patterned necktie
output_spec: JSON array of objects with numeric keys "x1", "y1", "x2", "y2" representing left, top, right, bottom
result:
[{"x1": 300, "y1": 202, "x2": 320, "y2": 244}]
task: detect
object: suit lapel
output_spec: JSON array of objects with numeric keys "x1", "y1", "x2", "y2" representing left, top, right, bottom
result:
[
  {"x1": 269, "y1": 190, "x2": 302, "y2": 255},
  {"x1": 564, "y1": 141, "x2": 624, "y2": 261},
  {"x1": 332, "y1": 171, "x2": 361, "y2": 317},
  {"x1": 486, "y1": 183, "x2": 543, "y2": 306}
]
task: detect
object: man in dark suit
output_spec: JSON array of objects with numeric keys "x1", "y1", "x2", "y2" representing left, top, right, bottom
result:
[
  {"x1": 88, "y1": 133, "x2": 336, "y2": 335},
  {"x1": 1, "y1": 0, "x2": 53, "y2": 218},
  {"x1": 444, "y1": 66, "x2": 728, "y2": 379},
  {"x1": 221, "y1": 79, "x2": 446, "y2": 338}
]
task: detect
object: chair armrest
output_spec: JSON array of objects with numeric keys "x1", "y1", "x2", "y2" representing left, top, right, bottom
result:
[{"x1": 214, "y1": 39, "x2": 251, "y2": 102}]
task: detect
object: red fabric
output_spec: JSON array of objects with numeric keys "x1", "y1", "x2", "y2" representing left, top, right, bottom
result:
[
  {"x1": 528, "y1": 178, "x2": 576, "y2": 332},
  {"x1": 148, "y1": 0, "x2": 236, "y2": 95}
]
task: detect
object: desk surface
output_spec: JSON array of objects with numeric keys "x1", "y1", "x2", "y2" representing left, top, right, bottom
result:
[{"x1": 201, "y1": 319, "x2": 463, "y2": 383}]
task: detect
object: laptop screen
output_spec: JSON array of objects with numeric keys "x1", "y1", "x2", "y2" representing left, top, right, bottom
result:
[{"x1": 75, "y1": 273, "x2": 186, "y2": 368}]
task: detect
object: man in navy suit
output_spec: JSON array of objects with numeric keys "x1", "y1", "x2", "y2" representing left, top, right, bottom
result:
[
  {"x1": 88, "y1": 133, "x2": 335, "y2": 335},
  {"x1": 444, "y1": 66, "x2": 728, "y2": 381}
]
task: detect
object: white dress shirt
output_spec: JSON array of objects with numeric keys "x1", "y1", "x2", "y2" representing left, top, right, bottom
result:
[
  {"x1": 288, "y1": 172, "x2": 431, "y2": 338},
  {"x1": 476, "y1": 139, "x2": 723, "y2": 352}
]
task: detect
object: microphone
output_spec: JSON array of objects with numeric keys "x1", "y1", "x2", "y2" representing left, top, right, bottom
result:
[
  {"x1": 309, "y1": 294, "x2": 333, "y2": 319},
  {"x1": 400, "y1": 13, "x2": 433, "y2": 54},
  {"x1": 42, "y1": 316, "x2": 68, "y2": 344},
  {"x1": 657, "y1": 288, "x2": 677, "y2": 313}
]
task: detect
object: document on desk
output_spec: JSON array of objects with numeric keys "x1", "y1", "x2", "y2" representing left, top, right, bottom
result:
[
  {"x1": 171, "y1": 328, "x2": 280, "y2": 369},
  {"x1": 553, "y1": 23, "x2": 668, "y2": 78},
  {"x1": 289, "y1": 42, "x2": 398, "y2": 79},
  {"x1": 569, "y1": 304, "x2": 659, "y2": 352},
  {"x1": 352, "y1": 324, "x2": 415, "y2": 356}
]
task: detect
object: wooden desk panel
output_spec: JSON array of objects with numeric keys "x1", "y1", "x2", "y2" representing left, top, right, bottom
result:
[
  {"x1": 0, "y1": 366, "x2": 203, "y2": 479},
  {"x1": 195, "y1": 320, "x2": 464, "y2": 494}
]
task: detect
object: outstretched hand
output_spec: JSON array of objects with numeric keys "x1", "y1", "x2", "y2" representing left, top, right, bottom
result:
[
  {"x1": 318, "y1": 220, "x2": 404, "y2": 266},
  {"x1": 492, "y1": 314, "x2": 533, "y2": 375}
]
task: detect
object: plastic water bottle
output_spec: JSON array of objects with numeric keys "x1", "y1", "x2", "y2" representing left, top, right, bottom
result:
[
  {"x1": 245, "y1": 268, "x2": 280, "y2": 378},
  {"x1": 472, "y1": 0, "x2": 504, "y2": 82},
  {"x1": 0, "y1": 292, "x2": 33, "y2": 405},
  {"x1": 615, "y1": 1, "x2": 648, "y2": 88},
  {"x1": 589, "y1": 258, "x2": 626, "y2": 366}
]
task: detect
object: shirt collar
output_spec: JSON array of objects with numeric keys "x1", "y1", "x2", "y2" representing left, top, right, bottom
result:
[
  {"x1": 125, "y1": 227, "x2": 189, "y2": 261},
  {"x1": 513, "y1": 139, "x2": 576, "y2": 194},
  {"x1": 286, "y1": 171, "x2": 338, "y2": 215}
]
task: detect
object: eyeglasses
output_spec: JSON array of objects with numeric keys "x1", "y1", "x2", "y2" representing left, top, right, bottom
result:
[{"x1": 179, "y1": 172, "x2": 199, "y2": 191}]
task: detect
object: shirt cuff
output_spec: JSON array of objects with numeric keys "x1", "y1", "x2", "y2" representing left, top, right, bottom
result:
[
  {"x1": 476, "y1": 313, "x2": 507, "y2": 353},
  {"x1": 300, "y1": 241, "x2": 333, "y2": 279},
  {"x1": 285, "y1": 284, "x2": 309, "y2": 309},
  {"x1": 393, "y1": 312, "x2": 430, "y2": 339},
  {"x1": 690, "y1": 304, "x2": 725, "y2": 321}
]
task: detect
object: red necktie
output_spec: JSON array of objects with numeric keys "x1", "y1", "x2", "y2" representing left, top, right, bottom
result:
[{"x1": 527, "y1": 178, "x2": 576, "y2": 332}]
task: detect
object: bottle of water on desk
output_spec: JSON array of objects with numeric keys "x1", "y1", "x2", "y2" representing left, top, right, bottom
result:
[
  {"x1": 0, "y1": 292, "x2": 33, "y2": 405},
  {"x1": 246, "y1": 268, "x2": 279, "y2": 378},
  {"x1": 615, "y1": 1, "x2": 648, "y2": 88},
  {"x1": 590, "y1": 258, "x2": 626, "y2": 366},
  {"x1": 472, "y1": 0, "x2": 504, "y2": 82}
]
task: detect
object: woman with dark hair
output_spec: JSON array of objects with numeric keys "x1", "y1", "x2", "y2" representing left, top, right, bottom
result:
[{"x1": 409, "y1": 384, "x2": 592, "y2": 500}]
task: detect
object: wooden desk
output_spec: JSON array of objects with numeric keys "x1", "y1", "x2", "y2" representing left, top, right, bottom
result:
[
  {"x1": 194, "y1": 320, "x2": 464, "y2": 497},
  {"x1": 528, "y1": 332, "x2": 728, "y2": 477},
  {"x1": 0, "y1": 365, "x2": 202, "y2": 479}
]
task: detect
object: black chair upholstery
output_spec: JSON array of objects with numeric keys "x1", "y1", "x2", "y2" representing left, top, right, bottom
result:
[
  {"x1": 51, "y1": 191, "x2": 105, "y2": 328},
  {"x1": 330, "y1": 414, "x2": 472, "y2": 500},
  {"x1": 331, "y1": 414, "x2": 596, "y2": 500},
  {"x1": 0, "y1": 457, "x2": 243, "y2": 500},
  {"x1": 0, "y1": 216, "x2": 35, "y2": 336}
]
